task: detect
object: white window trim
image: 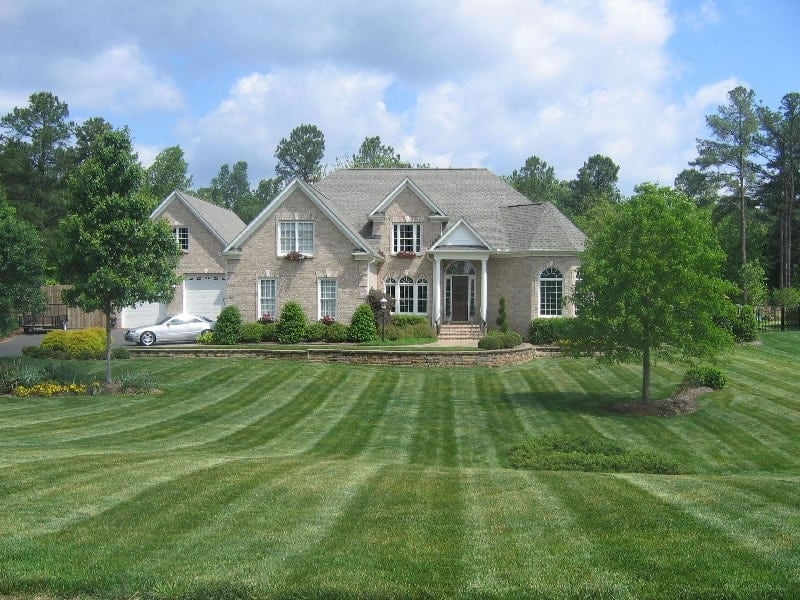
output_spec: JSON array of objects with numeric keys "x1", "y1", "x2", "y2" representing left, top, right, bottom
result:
[
  {"x1": 173, "y1": 226, "x2": 189, "y2": 252},
  {"x1": 318, "y1": 278, "x2": 337, "y2": 320},
  {"x1": 257, "y1": 278, "x2": 277, "y2": 320},
  {"x1": 277, "y1": 221, "x2": 314, "y2": 257},
  {"x1": 391, "y1": 222, "x2": 421, "y2": 255},
  {"x1": 384, "y1": 277, "x2": 429, "y2": 314},
  {"x1": 539, "y1": 267, "x2": 564, "y2": 318}
]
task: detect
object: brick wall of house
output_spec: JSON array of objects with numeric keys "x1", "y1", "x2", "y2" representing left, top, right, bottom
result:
[
  {"x1": 486, "y1": 256, "x2": 533, "y2": 335},
  {"x1": 226, "y1": 188, "x2": 367, "y2": 323},
  {"x1": 374, "y1": 187, "x2": 436, "y2": 300},
  {"x1": 157, "y1": 201, "x2": 228, "y2": 315}
]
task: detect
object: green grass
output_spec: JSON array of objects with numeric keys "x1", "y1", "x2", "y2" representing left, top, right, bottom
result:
[{"x1": 0, "y1": 333, "x2": 799, "y2": 599}]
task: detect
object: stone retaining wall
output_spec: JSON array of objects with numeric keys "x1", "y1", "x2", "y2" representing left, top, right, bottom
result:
[{"x1": 128, "y1": 344, "x2": 538, "y2": 367}]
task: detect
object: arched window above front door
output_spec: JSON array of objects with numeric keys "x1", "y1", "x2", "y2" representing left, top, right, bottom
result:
[{"x1": 446, "y1": 261, "x2": 476, "y2": 275}]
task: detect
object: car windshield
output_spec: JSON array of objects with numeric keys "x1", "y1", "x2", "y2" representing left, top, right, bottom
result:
[{"x1": 156, "y1": 317, "x2": 173, "y2": 325}]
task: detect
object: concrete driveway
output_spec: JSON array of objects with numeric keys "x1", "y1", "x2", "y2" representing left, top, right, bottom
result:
[{"x1": 0, "y1": 329, "x2": 130, "y2": 357}]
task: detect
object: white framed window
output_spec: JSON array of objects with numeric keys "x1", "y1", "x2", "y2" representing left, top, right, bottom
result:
[
  {"x1": 539, "y1": 267, "x2": 563, "y2": 317},
  {"x1": 258, "y1": 278, "x2": 277, "y2": 319},
  {"x1": 279, "y1": 221, "x2": 314, "y2": 255},
  {"x1": 416, "y1": 278, "x2": 428, "y2": 313},
  {"x1": 384, "y1": 276, "x2": 429, "y2": 314},
  {"x1": 319, "y1": 278, "x2": 337, "y2": 319},
  {"x1": 392, "y1": 223, "x2": 421, "y2": 254},
  {"x1": 173, "y1": 227, "x2": 189, "y2": 251}
]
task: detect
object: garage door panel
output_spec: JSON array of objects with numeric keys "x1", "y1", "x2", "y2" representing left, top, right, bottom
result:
[
  {"x1": 184, "y1": 274, "x2": 226, "y2": 319},
  {"x1": 121, "y1": 302, "x2": 166, "y2": 328}
]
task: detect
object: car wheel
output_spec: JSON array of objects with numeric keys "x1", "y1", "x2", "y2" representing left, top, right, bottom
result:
[{"x1": 139, "y1": 331, "x2": 156, "y2": 346}]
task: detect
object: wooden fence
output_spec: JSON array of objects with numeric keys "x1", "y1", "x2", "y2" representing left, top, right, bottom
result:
[{"x1": 39, "y1": 285, "x2": 106, "y2": 329}]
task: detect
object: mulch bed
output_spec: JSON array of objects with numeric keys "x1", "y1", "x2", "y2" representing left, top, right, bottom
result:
[{"x1": 606, "y1": 385, "x2": 712, "y2": 417}]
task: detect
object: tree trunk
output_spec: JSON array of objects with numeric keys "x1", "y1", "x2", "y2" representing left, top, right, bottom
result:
[
  {"x1": 641, "y1": 346, "x2": 651, "y2": 403},
  {"x1": 105, "y1": 312, "x2": 113, "y2": 385}
]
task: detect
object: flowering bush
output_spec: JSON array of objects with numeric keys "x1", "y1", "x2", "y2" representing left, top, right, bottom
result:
[
  {"x1": 259, "y1": 313, "x2": 276, "y2": 324},
  {"x1": 319, "y1": 314, "x2": 335, "y2": 325},
  {"x1": 13, "y1": 381, "x2": 91, "y2": 397}
]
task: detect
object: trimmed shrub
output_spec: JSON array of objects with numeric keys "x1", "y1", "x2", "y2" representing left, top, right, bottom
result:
[
  {"x1": 239, "y1": 322, "x2": 266, "y2": 344},
  {"x1": 196, "y1": 331, "x2": 214, "y2": 344},
  {"x1": 684, "y1": 366, "x2": 726, "y2": 390},
  {"x1": 262, "y1": 322, "x2": 278, "y2": 342},
  {"x1": 304, "y1": 322, "x2": 327, "y2": 342},
  {"x1": 390, "y1": 314, "x2": 426, "y2": 327},
  {"x1": 110, "y1": 347, "x2": 131, "y2": 360},
  {"x1": 733, "y1": 304, "x2": 757, "y2": 343},
  {"x1": 496, "y1": 297, "x2": 509, "y2": 332},
  {"x1": 325, "y1": 322, "x2": 349, "y2": 343},
  {"x1": 39, "y1": 328, "x2": 105, "y2": 359},
  {"x1": 349, "y1": 303, "x2": 378, "y2": 342},
  {"x1": 529, "y1": 318, "x2": 573, "y2": 345},
  {"x1": 478, "y1": 330, "x2": 522, "y2": 350},
  {"x1": 277, "y1": 301, "x2": 307, "y2": 344},
  {"x1": 213, "y1": 305, "x2": 242, "y2": 345},
  {"x1": 116, "y1": 370, "x2": 157, "y2": 392}
]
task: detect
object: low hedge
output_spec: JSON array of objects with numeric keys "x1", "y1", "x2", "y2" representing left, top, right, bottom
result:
[
  {"x1": 528, "y1": 318, "x2": 573, "y2": 345},
  {"x1": 239, "y1": 322, "x2": 266, "y2": 343},
  {"x1": 684, "y1": 366, "x2": 725, "y2": 390},
  {"x1": 478, "y1": 330, "x2": 522, "y2": 349},
  {"x1": 38, "y1": 328, "x2": 106, "y2": 359}
]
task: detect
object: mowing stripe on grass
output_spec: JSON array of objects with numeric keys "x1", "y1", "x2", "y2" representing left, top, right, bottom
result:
[
  {"x1": 409, "y1": 370, "x2": 459, "y2": 467},
  {"x1": 542, "y1": 472, "x2": 794, "y2": 598},
  {"x1": 619, "y1": 473, "x2": 800, "y2": 570},
  {"x1": 199, "y1": 365, "x2": 350, "y2": 453},
  {"x1": 471, "y1": 370, "x2": 529, "y2": 467},
  {"x1": 305, "y1": 368, "x2": 400, "y2": 458},
  {"x1": 281, "y1": 464, "x2": 466, "y2": 598}
]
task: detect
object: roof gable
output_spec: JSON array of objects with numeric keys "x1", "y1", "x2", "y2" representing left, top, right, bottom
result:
[
  {"x1": 151, "y1": 190, "x2": 245, "y2": 246},
  {"x1": 224, "y1": 178, "x2": 377, "y2": 257},
  {"x1": 430, "y1": 218, "x2": 491, "y2": 250},
  {"x1": 368, "y1": 177, "x2": 446, "y2": 220}
]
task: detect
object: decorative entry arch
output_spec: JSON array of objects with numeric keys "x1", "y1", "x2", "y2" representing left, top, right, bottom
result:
[{"x1": 445, "y1": 260, "x2": 476, "y2": 322}]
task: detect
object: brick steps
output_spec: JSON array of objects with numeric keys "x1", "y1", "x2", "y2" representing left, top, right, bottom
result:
[{"x1": 438, "y1": 323, "x2": 482, "y2": 341}]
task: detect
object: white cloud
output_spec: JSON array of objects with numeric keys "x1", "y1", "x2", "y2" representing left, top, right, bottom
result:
[{"x1": 49, "y1": 44, "x2": 184, "y2": 113}]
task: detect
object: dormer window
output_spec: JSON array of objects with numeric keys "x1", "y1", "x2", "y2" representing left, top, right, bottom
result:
[
  {"x1": 279, "y1": 221, "x2": 314, "y2": 256},
  {"x1": 173, "y1": 227, "x2": 189, "y2": 251},
  {"x1": 392, "y1": 223, "x2": 421, "y2": 254}
]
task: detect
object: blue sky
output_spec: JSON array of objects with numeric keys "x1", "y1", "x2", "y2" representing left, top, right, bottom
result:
[{"x1": 1, "y1": 0, "x2": 797, "y2": 194}]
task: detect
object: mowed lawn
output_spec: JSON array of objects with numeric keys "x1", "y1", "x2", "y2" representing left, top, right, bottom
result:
[{"x1": 0, "y1": 334, "x2": 799, "y2": 599}]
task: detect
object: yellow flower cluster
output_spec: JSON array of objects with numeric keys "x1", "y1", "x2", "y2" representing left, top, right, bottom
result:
[{"x1": 13, "y1": 382, "x2": 88, "y2": 397}]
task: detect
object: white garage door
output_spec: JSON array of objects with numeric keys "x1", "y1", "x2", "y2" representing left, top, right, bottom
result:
[
  {"x1": 184, "y1": 274, "x2": 226, "y2": 319},
  {"x1": 121, "y1": 301, "x2": 166, "y2": 328}
]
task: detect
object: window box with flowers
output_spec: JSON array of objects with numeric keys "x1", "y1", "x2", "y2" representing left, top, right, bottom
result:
[
  {"x1": 284, "y1": 250, "x2": 306, "y2": 261},
  {"x1": 396, "y1": 250, "x2": 417, "y2": 258}
]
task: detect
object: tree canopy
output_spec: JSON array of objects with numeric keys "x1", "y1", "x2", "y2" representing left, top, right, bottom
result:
[
  {"x1": 339, "y1": 136, "x2": 411, "y2": 169},
  {"x1": 59, "y1": 127, "x2": 180, "y2": 382},
  {"x1": 505, "y1": 155, "x2": 568, "y2": 206},
  {"x1": 144, "y1": 146, "x2": 192, "y2": 203},
  {"x1": 0, "y1": 190, "x2": 46, "y2": 335},
  {"x1": 568, "y1": 183, "x2": 735, "y2": 402},
  {"x1": 274, "y1": 123, "x2": 325, "y2": 183}
]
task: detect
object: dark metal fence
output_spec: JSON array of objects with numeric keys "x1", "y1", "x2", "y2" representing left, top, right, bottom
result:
[{"x1": 755, "y1": 306, "x2": 800, "y2": 332}]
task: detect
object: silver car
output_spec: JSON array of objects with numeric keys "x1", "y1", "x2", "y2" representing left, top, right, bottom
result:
[{"x1": 125, "y1": 313, "x2": 216, "y2": 346}]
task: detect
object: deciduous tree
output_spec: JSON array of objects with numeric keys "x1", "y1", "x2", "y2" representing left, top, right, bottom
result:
[
  {"x1": 505, "y1": 155, "x2": 569, "y2": 208},
  {"x1": 338, "y1": 136, "x2": 411, "y2": 169},
  {"x1": 59, "y1": 128, "x2": 180, "y2": 383},
  {"x1": 0, "y1": 189, "x2": 46, "y2": 335},
  {"x1": 144, "y1": 145, "x2": 192, "y2": 203},
  {"x1": 567, "y1": 184, "x2": 735, "y2": 402}
]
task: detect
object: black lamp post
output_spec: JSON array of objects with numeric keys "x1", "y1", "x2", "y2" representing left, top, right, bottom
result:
[{"x1": 380, "y1": 295, "x2": 387, "y2": 342}]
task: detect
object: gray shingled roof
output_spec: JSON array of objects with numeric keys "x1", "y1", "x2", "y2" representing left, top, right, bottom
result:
[
  {"x1": 174, "y1": 190, "x2": 246, "y2": 246},
  {"x1": 315, "y1": 168, "x2": 585, "y2": 253}
]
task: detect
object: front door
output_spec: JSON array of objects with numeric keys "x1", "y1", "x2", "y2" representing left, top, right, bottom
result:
[{"x1": 451, "y1": 275, "x2": 469, "y2": 321}]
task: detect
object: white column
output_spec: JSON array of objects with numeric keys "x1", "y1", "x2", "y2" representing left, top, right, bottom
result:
[
  {"x1": 433, "y1": 256, "x2": 441, "y2": 327},
  {"x1": 481, "y1": 258, "x2": 488, "y2": 325}
]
